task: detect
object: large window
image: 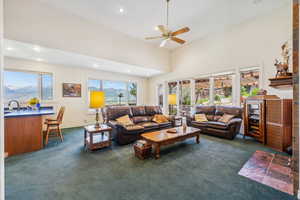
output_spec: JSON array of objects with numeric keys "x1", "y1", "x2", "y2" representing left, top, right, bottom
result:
[
  {"x1": 195, "y1": 78, "x2": 210, "y2": 105},
  {"x1": 88, "y1": 79, "x2": 137, "y2": 106},
  {"x1": 4, "y1": 70, "x2": 53, "y2": 103},
  {"x1": 214, "y1": 74, "x2": 233, "y2": 105},
  {"x1": 179, "y1": 80, "x2": 191, "y2": 115},
  {"x1": 157, "y1": 84, "x2": 164, "y2": 108},
  {"x1": 240, "y1": 69, "x2": 260, "y2": 105}
]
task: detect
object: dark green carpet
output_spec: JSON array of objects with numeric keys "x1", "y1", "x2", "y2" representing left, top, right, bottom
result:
[{"x1": 5, "y1": 127, "x2": 297, "y2": 200}]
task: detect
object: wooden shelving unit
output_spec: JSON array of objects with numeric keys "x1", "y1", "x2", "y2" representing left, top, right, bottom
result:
[{"x1": 244, "y1": 95, "x2": 279, "y2": 144}]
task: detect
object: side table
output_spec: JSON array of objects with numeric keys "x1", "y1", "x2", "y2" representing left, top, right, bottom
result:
[{"x1": 84, "y1": 124, "x2": 113, "y2": 151}]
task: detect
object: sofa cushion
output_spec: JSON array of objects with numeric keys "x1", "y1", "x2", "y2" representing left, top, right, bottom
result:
[
  {"x1": 191, "y1": 121, "x2": 208, "y2": 128},
  {"x1": 132, "y1": 116, "x2": 151, "y2": 124},
  {"x1": 157, "y1": 121, "x2": 172, "y2": 128},
  {"x1": 124, "y1": 125, "x2": 144, "y2": 132},
  {"x1": 116, "y1": 115, "x2": 134, "y2": 126},
  {"x1": 137, "y1": 122, "x2": 159, "y2": 129},
  {"x1": 206, "y1": 121, "x2": 228, "y2": 130},
  {"x1": 106, "y1": 106, "x2": 132, "y2": 120},
  {"x1": 195, "y1": 106, "x2": 216, "y2": 115},
  {"x1": 145, "y1": 106, "x2": 162, "y2": 115},
  {"x1": 131, "y1": 106, "x2": 146, "y2": 116},
  {"x1": 215, "y1": 106, "x2": 243, "y2": 118}
]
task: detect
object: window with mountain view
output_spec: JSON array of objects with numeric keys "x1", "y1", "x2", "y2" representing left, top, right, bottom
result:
[
  {"x1": 4, "y1": 70, "x2": 53, "y2": 103},
  {"x1": 88, "y1": 79, "x2": 137, "y2": 106}
]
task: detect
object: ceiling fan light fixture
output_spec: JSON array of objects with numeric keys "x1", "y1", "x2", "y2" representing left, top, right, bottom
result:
[{"x1": 145, "y1": 0, "x2": 190, "y2": 47}]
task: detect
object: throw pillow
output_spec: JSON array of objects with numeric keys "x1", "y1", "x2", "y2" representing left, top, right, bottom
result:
[
  {"x1": 218, "y1": 114, "x2": 235, "y2": 123},
  {"x1": 152, "y1": 114, "x2": 169, "y2": 123},
  {"x1": 195, "y1": 114, "x2": 208, "y2": 122},
  {"x1": 116, "y1": 115, "x2": 134, "y2": 126}
]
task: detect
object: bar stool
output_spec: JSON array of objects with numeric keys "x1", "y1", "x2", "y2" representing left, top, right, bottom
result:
[{"x1": 44, "y1": 106, "x2": 65, "y2": 145}]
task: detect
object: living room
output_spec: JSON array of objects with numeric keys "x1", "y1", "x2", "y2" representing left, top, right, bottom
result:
[{"x1": 0, "y1": 0, "x2": 299, "y2": 200}]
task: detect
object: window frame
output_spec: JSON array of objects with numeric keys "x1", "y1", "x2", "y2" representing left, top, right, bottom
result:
[{"x1": 4, "y1": 69, "x2": 54, "y2": 103}]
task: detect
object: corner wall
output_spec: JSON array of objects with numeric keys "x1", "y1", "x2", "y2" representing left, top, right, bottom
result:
[
  {"x1": 147, "y1": 3, "x2": 292, "y2": 105},
  {"x1": 4, "y1": 57, "x2": 149, "y2": 128}
]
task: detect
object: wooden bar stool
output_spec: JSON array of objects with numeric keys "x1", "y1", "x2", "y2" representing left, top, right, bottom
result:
[{"x1": 44, "y1": 107, "x2": 65, "y2": 145}]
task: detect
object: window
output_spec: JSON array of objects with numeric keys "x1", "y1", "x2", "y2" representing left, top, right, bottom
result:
[
  {"x1": 213, "y1": 74, "x2": 233, "y2": 105},
  {"x1": 240, "y1": 69, "x2": 260, "y2": 105},
  {"x1": 88, "y1": 79, "x2": 137, "y2": 106},
  {"x1": 128, "y1": 82, "x2": 137, "y2": 106},
  {"x1": 179, "y1": 80, "x2": 191, "y2": 115},
  {"x1": 195, "y1": 78, "x2": 210, "y2": 105},
  {"x1": 157, "y1": 84, "x2": 164, "y2": 108},
  {"x1": 4, "y1": 70, "x2": 53, "y2": 103}
]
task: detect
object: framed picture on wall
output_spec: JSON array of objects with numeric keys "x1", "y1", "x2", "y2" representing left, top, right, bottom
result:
[{"x1": 62, "y1": 83, "x2": 82, "y2": 97}]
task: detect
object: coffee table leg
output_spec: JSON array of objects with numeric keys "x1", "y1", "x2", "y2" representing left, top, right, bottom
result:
[
  {"x1": 155, "y1": 144, "x2": 160, "y2": 159},
  {"x1": 196, "y1": 134, "x2": 200, "y2": 144}
]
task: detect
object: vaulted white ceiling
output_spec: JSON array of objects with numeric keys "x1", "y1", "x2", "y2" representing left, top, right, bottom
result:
[{"x1": 39, "y1": 0, "x2": 290, "y2": 49}]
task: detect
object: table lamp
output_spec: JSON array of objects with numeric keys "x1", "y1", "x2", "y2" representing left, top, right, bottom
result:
[
  {"x1": 168, "y1": 94, "x2": 177, "y2": 115},
  {"x1": 90, "y1": 91, "x2": 105, "y2": 128}
]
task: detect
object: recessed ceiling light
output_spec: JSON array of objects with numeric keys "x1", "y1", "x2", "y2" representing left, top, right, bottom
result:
[
  {"x1": 127, "y1": 69, "x2": 131, "y2": 73},
  {"x1": 36, "y1": 58, "x2": 44, "y2": 62},
  {"x1": 93, "y1": 64, "x2": 99, "y2": 68},
  {"x1": 33, "y1": 46, "x2": 41, "y2": 52},
  {"x1": 155, "y1": 26, "x2": 159, "y2": 31},
  {"x1": 119, "y1": 8, "x2": 124, "y2": 13},
  {"x1": 6, "y1": 47, "x2": 14, "y2": 51}
]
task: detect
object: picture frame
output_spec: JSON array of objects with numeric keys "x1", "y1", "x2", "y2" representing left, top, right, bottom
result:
[{"x1": 62, "y1": 83, "x2": 82, "y2": 97}]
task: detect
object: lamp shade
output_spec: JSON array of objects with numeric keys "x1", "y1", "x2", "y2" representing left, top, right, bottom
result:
[
  {"x1": 90, "y1": 91, "x2": 105, "y2": 108},
  {"x1": 168, "y1": 94, "x2": 177, "y2": 105}
]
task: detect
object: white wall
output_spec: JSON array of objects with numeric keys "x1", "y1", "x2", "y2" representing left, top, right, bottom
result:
[
  {"x1": 0, "y1": 0, "x2": 4, "y2": 199},
  {"x1": 148, "y1": 3, "x2": 293, "y2": 105},
  {"x1": 4, "y1": 57, "x2": 149, "y2": 129},
  {"x1": 4, "y1": 0, "x2": 170, "y2": 73}
]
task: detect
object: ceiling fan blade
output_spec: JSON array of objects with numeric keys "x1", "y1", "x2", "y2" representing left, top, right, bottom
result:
[
  {"x1": 157, "y1": 25, "x2": 168, "y2": 35},
  {"x1": 160, "y1": 39, "x2": 168, "y2": 47},
  {"x1": 171, "y1": 37, "x2": 186, "y2": 44},
  {"x1": 145, "y1": 36, "x2": 164, "y2": 40},
  {"x1": 171, "y1": 27, "x2": 190, "y2": 36}
]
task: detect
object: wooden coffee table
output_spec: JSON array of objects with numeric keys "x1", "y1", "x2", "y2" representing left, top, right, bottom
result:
[{"x1": 141, "y1": 126, "x2": 201, "y2": 159}]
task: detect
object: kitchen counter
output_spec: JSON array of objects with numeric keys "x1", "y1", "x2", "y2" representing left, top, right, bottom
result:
[
  {"x1": 4, "y1": 107, "x2": 55, "y2": 118},
  {"x1": 4, "y1": 106, "x2": 55, "y2": 157}
]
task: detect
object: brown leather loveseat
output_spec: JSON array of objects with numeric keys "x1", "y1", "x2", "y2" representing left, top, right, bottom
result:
[
  {"x1": 104, "y1": 106, "x2": 174, "y2": 145},
  {"x1": 187, "y1": 106, "x2": 243, "y2": 140}
]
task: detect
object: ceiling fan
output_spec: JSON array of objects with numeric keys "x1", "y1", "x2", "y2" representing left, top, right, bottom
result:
[{"x1": 145, "y1": 0, "x2": 190, "y2": 47}]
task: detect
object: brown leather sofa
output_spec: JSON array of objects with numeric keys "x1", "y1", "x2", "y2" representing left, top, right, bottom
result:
[
  {"x1": 187, "y1": 106, "x2": 243, "y2": 140},
  {"x1": 104, "y1": 106, "x2": 174, "y2": 145}
]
